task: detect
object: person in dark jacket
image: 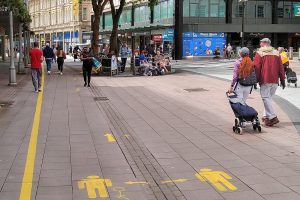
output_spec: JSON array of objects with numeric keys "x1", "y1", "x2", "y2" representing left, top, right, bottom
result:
[
  {"x1": 80, "y1": 47, "x2": 94, "y2": 87},
  {"x1": 43, "y1": 43, "x2": 54, "y2": 74}
]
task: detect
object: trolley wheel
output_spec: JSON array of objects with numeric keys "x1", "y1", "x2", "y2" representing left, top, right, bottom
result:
[
  {"x1": 253, "y1": 125, "x2": 257, "y2": 131},
  {"x1": 236, "y1": 127, "x2": 243, "y2": 135},
  {"x1": 235, "y1": 118, "x2": 240, "y2": 126},
  {"x1": 233, "y1": 126, "x2": 236, "y2": 132},
  {"x1": 257, "y1": 126, "x2": 262, "y2": 133}
]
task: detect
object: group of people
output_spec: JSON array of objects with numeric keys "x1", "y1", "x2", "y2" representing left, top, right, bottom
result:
[
  {"x1": 229, "y1": 38, "x2": 286, "y2": 127},
  {"x1": 43, "y1": 43, "x2": 66, "y2": 75},
  {"x1": 135, "y1": 49, "x2": 170, "y2": 76}
]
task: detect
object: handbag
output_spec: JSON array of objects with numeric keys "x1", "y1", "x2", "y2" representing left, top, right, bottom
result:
[
  {"x1": 92, "y1": 57, "x2": 101, "y2": 70},
  {"x1": 238, "y1": 69, "x2": 258, "y2": 86}
]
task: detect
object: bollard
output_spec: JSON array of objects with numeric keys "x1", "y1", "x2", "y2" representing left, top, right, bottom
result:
[{"x1": 289, "y1": 47, "x2": 293, "y2": 60}]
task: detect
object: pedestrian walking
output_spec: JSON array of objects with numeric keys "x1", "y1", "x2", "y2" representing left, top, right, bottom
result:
[
  {"x1": 52, "y1": 45, "x2": 57, "y2": 63},
  {"x1": 80, "y1": 47, "x2": 94, "y2": 87},
  {"x1": 119, "y1": 43, "x2": 131, "y2": 73},
  {"x1": 227, "y1": 43, "x2": 233, "y2": 59},
  {"x1": 56, "y1": 46, "x2": 66, "y2": 75},
  {"x1": 278, "y1": 47, "x2": 289, "y2": 71},
  {"x1": 43, "y1": 43, "x2": 54, "y2": 75},
  {"x1": 229, "y1": 47, "x2": 255, "y2": 103},
  {"x1": 254, "y1": 38, "x2": 286, "y2": 127},
  {"x1": 29, "y1": 42, "x2": 43, "y2": 93}
]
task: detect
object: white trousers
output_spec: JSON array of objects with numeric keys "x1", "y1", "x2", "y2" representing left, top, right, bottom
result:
[
  {"x1": 234, "y1": 83, "x2": 252, "y2": 103},
  {"x1": 260, "y1": 83, "x2": 278, "y2": 119}
]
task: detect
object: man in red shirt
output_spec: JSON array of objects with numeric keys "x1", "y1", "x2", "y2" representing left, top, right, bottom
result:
[
  {"x1": 254, "y1": 38, "x2": 285, "y2": 126},
  {"x1": 29, "y1": 42, "x2": 43, "y2": 92}
]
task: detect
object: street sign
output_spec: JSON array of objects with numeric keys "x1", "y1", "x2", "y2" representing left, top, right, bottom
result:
[{"x1": 295, "y1": 4, "x2": 300, "y2": 16}]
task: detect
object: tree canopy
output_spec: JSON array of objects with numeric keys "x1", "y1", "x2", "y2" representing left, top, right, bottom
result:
[{"x1": 0, "y1": 0, "x2": 31, "y2": 23}]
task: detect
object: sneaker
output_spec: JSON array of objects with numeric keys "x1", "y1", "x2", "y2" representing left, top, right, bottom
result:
[
  {"x1": 84, "y1": 83, "x2": 87, "y2": 87},
  {"x1": 47, "y1": 71, "x2": 51, "y2": 75},
  {"x1": 87, "y1": 84, "x2": 90, "y2": 87},
  {"x1": 38, "y1": 88, "x2": 42, "y2": 92},
  {"x1": 60, "y1": 72, "x2": 63, "y2": 75},
  {"x1": 270, "y1": 117, "x2": 280, "y2": 125},
  {"x1": 34, "y1": 90, "x2": 39, "y2": 93}
]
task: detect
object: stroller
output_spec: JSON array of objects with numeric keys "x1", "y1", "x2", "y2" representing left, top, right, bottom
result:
[
  {"x1": 226, "y1": 92, "x2": 262, "y2": 134},
  {"x1": 285, "y1": 68, "x2": 297, "y2": 88}
]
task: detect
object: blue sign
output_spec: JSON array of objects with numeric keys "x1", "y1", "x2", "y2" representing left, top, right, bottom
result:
[
  {"x1": 182, "y1": 32, "x2": 226, "y2": 57},
  {"x1": 295, "y1": 4, "x2": 300, "y2": 16},
  {"x1": 163, "y1": 29, "x2": 174, "y2": 42}
]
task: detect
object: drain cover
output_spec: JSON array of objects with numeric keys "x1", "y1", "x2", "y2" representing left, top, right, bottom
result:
[
  {"x1": 94, "y1": 97, "x2": 109, "y2": 101},
  {"x1": 0, "y1": 101, "x2": 14, "y2": 108},
  {"x1": 184, "y1": 88, "x2": 208, "y2": 92}
]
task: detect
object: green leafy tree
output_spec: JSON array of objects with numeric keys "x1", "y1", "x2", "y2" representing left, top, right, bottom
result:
[{"x1": 0, "y1": 0, "x2": 31, "y2": 23}]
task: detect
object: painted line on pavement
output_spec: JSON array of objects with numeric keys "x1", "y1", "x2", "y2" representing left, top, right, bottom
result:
[
  {"x1": 19, "y1": 67, "x2": 45, "y2": 200},
  {"x1": 104, "y1": 132, "x2": 116, "y2": 142}
]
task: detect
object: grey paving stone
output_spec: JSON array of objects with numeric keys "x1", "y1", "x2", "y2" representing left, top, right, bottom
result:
[
  {"x1": 36, "y1": 186, "x2": 72, "y2": 200},
  {"x1": 221, "y1": 190, "x2": 264, "y2": 200},
  {"x1": 250, "y1": 182, "x2": 291, "y2": 195},
  {"x1": 262, "y1": 192, "x2": 300, "y2": 200}
]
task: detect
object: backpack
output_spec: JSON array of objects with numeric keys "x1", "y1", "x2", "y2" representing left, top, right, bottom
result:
[{"x1": 238, "y1": 70, "x2": 258, "y2": 86}]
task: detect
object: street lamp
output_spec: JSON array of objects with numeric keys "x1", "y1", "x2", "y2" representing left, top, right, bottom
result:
[{"x1": 239, "y1": 0, "x2": 248, "y2": 47}]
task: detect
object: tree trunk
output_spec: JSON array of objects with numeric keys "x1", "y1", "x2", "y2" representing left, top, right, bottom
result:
[
  {"x1": 92, "y1": 13, "x2": 100, "y2": 54},
  {"x1": 110, "y1": 21, "x2": 119, "y2": 55}
]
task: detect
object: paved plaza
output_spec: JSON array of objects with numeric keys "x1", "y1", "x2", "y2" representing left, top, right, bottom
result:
[{"x1": 0, "y1": 60, "x2": 300, "y2": 200}]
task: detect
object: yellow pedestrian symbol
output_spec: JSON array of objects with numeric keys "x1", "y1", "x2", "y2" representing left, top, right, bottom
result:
[
  {"x1": 195, "y1": 168, "x2": 237, "y2": 192},
  {"x1": 78, "y1": 175, "x2": 112, "y2": 198}
]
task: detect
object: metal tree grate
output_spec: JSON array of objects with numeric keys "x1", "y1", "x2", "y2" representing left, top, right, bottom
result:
[
  {"x1": 94, "y1": 97, "x2": 109, "y2": 101},
  {"x1": 184, "y1": 88, "x2": 208, "y2": 92}
]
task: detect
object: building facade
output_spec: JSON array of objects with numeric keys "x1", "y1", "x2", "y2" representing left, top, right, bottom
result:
[
  {"x1": 28, "y1": 0, "x2": 93, "y2": 51},
  {"x1": 100, "y1": 0, "x2": 300, "y2": 58}
]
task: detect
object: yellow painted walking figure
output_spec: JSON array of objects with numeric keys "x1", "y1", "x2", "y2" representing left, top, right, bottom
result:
[
  {"x1": 78, "y1": 176, "x2": 112, "y2": 199},
  {"x1": 195, "y1": 168, "x2": 237, "y2": 192}
]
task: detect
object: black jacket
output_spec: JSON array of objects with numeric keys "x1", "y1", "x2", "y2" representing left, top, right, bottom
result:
[{"x1": 43, "y1": 46, "x2": 54, "y2": 59}]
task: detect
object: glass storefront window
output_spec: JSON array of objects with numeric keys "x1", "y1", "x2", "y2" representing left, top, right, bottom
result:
[
  {"x1": 183, "y1": 0, "x2": 225, "y2": 17},
  {"x1": 154, "y1": 0, "x2": 174, "y2": 20},
  {"x1": 168, "y1": 0, "x2": 174, "y2": 18},
  {"x1": 135, "y1": 6, "x2": 150, "y2": 23},
  {"x1": 154, "y1": 3, "x2": 161, "y2": 20},
  {"x1": 104, "y1": 13, "x2": 112, "y2": 29}
]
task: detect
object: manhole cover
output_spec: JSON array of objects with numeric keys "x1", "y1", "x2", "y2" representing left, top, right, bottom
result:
[
  {"x1": 94, "y1": 97, "x2": 109, "y2": 101},
  {"x1": 184, "y1": 88, "x2": 208, "y2": 92}
]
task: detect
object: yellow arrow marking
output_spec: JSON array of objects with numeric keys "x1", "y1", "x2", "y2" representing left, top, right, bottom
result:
[
  {"x1": 195, "y1": 168, "x2": 237, "y2": 192},
  {"x1": 78, "y1": 176, "x2": 112, "y2": 198},
  {"x1": 161, "y1": 179, "x2": 188, "y2": 184},
  {"x1": 104, "y1": 133, "x2": 116, "y2": 142},
  {"x1": 124, "y1": 181, "x2": 148, "y2": 185},
  {"x1": 124, "y1": 134, "x2": 130, "y2": 139}
]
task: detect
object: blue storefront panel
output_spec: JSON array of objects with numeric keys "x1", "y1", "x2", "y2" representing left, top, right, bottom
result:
[{"x1": 183, "y1": 32, "x2": 226, "y2": 57}]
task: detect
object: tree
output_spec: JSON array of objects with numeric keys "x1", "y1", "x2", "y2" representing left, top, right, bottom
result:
[
  {"x1": 108, "y1": 0, "x2": 158, "y2": 54},
  {"x1": 81, "y1": 0, "x2": 109, "y2": 53},
  {"x1": 0, "y1": 0, "x2": 31, "y2": 23}
]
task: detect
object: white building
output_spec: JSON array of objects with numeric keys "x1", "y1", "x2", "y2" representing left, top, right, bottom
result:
[{"x1": 28, "y1": 0, "x2": 93, "y2": 51}]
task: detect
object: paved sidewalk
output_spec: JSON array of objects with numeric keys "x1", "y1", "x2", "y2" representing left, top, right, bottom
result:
[{"x1": 0, "y1": 62, "x2": 300, "y2": 200}]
